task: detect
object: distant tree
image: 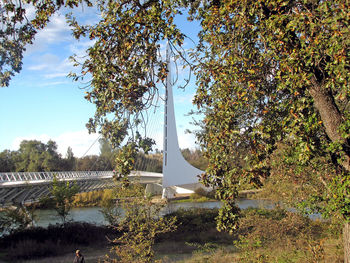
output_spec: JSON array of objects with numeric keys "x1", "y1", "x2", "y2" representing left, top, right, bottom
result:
[
  {"x1": 63, "y1": 147, "x2": 76, "y2": 171},
  {"x1": 76, "y1": 155, "x2": 96, "y2": 171},
  {"x1": 15, "y1": 140, "x2": 63, "y2": 172},
  {"x1": 99, "y1": 138, "x2": 116, "y2": 171},
  {"x1": 42, "y1": 140, "x2": 62, "y2": 171},
  {"x1": 0, "y1": 150, "x2": 16, "y2": 172},
  {"x1": 181, "y1": 148, "x2": 208, "y2": 171}
]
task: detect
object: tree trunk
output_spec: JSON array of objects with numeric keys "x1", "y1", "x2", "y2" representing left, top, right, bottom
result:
[
  {"x1": 308, "y1": 79, "x2": 350, "y2": 171},
  {"x1": 344, "y1": 221, "x2": 350, "y2": 263}
]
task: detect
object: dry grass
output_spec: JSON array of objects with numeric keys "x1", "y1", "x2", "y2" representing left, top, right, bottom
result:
[
  {"x1": 175, "y1": 208, "x2": 344, "y2": 263},
  {"x1": 1, "y1": 208, "x2": 344, "y2": 263}
]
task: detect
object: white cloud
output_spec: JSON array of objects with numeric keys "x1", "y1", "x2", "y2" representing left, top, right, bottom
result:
[
  {"x1": 25, "y1": 13, "x2": 72, "y2": 55},
  {"x1": 38, "y1": 81, "x2": 69, "y2": 87},
  {"x1": 28, "y1": 54, "x2": 74, "y2": 80},
  {"x1": 27, "y1": 39, "x2": 95, "y2": 80},
  {"x1": 69, "y1": 39, "x2": 95, "y2": 58},
  {"x1": 11, "y1": 130, "x2": 101, "y2": 158},
  {"x1": 40, "y1": 14, "x2": 71, "y2": 43},
  {"x1": 44, "y1": 72, "x2": 70, "y2": 79},
  {"x1": 55, "y1": 130, "x2": 100, "y2": 157},
  {"x1": 28, "y1": 53, "x2": 61, "y2": 71},
  {"x1": 178, "y1": 131, "x2": 198, "y2": 150}
]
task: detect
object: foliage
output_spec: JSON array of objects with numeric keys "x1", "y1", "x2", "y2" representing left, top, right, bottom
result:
[
  {"x1": 49, "y1": 175, "x2": 79, "y2": 224},
  {"x1": 164, "y1": 208, "x2": 218, "y2": 233},
  {"x1": 97, "y1": 189, "x2": 121, "y2": 226},
  {"x1": 99, "y1": 138, "x2": 117, "y2": 171},
  {"x1": 113, "y1": 135, "x2": 155, "y2": 184},
  {"x1": 66, "y1": 0, "x2": 185, "y2": 153},
  {"x1": 65, "y1": 146, "x2": 76, "y2": 171},
  {"x1": 0, "y1": 150, "x2": 16, "y2": 172},
  {"x1": 190, "y1": 0, "x2": 350, "y2": 231},
  {"x1": 181, "y1": 148, "x2": 208, "y2": 171},
  {"x1": 15, "y1": 140, "x2": 62, "y2": 172},
  {"x1": 232, "y1": 208, "x2": 343, "y2": 263},
  {"x1": 0, "y1": 0, "x2": 92, "y2": 87},
  {"x1": 134, "y1": 151, "x2": 162, "y2": 173},
  {"x1": 0, "y1": 140, "x2": 76, "y2": 172},
  {"x1": 72, "y1": 189, "x2": 115, "y2": 207},
  {"x1": 0, "y1": 222, "x2": 114, "y2": 261},
  {"x1": 105, "y1": 183, "x2": 177, "y2": 263},
  {"x1": 0, "y1": 205, "x2": 34, "y2": 234}
]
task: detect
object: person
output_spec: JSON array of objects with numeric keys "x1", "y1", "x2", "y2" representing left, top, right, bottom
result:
[{"x1": 73, "y1": 249, "x2": 85, "y2": 263}]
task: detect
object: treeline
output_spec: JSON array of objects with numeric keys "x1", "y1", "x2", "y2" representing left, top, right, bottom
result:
[
  {"x1": 0, "y1": 139, "x2": 207, "y2": 172},
  {"x1": 0, "y1": 139, "x2": 116, "y2": 172}
]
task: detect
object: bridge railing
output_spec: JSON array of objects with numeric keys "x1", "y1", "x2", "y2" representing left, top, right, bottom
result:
[{"x1": 0, "y1": 171, "x2": 114, "y2": 183}]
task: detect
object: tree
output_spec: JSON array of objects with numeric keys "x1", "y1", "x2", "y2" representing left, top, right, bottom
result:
[
  {"x1": 98, "y1": 138, "x2": 116, "y2": 171},
  {"x1": 0, "y1": 205, "x2": 35, "y2": 233},
  {"x1": 64, "y1": 146, "x2": 76, "y2": 170},
  {"x1": 0, "y1": 150, "x2": 16, "y2": 172},
  {"x1": 190, "y1": 0, "x2": 350, "y2": 260},
  {"x1": 50, "y1": 176, "x2": 79, "y2": 224},
  {"x1": 15, "y1": 140, "x2": 63, "y2": 172},
  {"x1": 105, "y1": 183, "x2": 177, "y2": 263}
]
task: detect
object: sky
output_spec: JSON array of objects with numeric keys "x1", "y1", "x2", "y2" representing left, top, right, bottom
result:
[{"x1": 0, "y1": 5, "x2": 202, "y2": 157}]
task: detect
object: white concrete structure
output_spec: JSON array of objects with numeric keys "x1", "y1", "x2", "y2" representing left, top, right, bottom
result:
[{"x1": 162, "y1": 43, "x2": 204, "y2": 198}]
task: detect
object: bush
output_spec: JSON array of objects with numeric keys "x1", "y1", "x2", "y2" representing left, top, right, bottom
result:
[
  {"x1": 234, "y1": 208, "x2": 341, "y2": 262},
  {"x1": 189, "y1": 188, "x2": 216, "y2": 202},
  {"x1": 0, "y1": 222, "x2": 116, "y2": 261}
]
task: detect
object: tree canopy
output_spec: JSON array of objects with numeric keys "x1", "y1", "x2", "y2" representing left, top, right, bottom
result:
[{"x1": 191, "y1": 0, "x2": 349, "y2": 228}]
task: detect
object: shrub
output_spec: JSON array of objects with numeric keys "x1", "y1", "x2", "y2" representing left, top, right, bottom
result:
[{"x1": 0, "y1": 222, "x2": 116, "y2": 261}]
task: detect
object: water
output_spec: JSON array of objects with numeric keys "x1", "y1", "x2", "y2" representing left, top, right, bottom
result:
[
  {"x1": 33, "y1": 198, "x2": 279, "y2": 227},
  {"x1": 35, "y1": 206, "x2": 108, "y2": 227}
]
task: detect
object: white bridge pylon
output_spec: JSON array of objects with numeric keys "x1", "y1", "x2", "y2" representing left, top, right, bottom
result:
[{"x1": 162, "y1": 42, "x2": 204, "y2": 198}]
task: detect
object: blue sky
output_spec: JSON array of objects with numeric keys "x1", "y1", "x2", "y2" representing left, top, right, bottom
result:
[{"x1": 0, "y1": 6, "x2": 201, "y2": 157}]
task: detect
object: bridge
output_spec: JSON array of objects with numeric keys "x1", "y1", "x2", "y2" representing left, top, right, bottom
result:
[
  {"x1": 0, "y1": 171, "x2": 162, "y2": 205},
  {"x1": 0, "y1": 43, "x2": 203, "y2": 206}
]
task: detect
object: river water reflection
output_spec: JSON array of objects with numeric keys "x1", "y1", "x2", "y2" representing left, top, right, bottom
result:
[{"x1": 35, "y1": 198, "x2": 278, "y2": 227}]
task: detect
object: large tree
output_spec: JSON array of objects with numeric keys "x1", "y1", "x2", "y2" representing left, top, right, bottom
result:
[
  {"x1": 190, "y1": 0, "x2": 350, "y2": 260},
  {"x1": 1, "y1": 0, "x2": 349, "y2": 260}
]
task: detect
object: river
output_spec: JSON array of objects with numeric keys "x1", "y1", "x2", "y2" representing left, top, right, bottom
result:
[{"x1": 34, "y1": 198, "x2": 280, "y2": 227}]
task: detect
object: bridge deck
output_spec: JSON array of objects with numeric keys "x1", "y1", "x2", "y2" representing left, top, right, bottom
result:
[{"x1": 0, "y1": 171, "x2": 163, "y2": 205}]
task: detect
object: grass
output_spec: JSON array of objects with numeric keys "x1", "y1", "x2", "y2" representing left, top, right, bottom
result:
[
  {"x1": 172, "y1": 207, "x2": 344, "y2": 263},
  {"x1": 0, "y1": 207, "x2": 344, "y2": 262}
]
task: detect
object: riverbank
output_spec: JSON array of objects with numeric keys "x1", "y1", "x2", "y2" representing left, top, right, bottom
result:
[{"x1": 0, "y1": 207, "x2": 343, "y2": 262}]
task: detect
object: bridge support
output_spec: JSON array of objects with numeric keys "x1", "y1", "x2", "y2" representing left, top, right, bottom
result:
[{"x1": 162, "y1": 42, "x2": 204, "y2": 199}]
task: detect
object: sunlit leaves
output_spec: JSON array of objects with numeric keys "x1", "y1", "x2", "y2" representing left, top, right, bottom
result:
[{"x1": 192, "y1": 0, "x2": 350, "y2": 226}]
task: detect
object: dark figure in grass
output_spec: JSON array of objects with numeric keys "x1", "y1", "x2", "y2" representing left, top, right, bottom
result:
[{"x1": 73, "y1": 249, "x2": 85, "y2": 263}]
